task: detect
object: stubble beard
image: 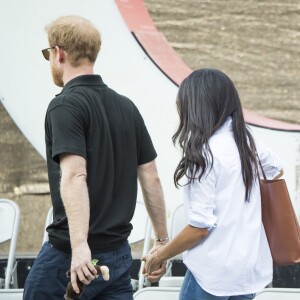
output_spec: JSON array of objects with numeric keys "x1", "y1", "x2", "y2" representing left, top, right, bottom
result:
[{"x1": 51, "y1": 63, "x2": 64, "y2": 87}]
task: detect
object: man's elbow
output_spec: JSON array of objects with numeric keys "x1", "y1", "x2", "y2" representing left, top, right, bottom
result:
[{"x1": 62, "y1": 170, "x2": 87, "y2": 184}]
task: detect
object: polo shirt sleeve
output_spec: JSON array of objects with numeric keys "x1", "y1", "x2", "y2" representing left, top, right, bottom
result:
[
  {"x1": 185, "y1": 166, "x2": 218, "y2": 230},
  {"x1": 46, "y1": 104, "x2": 86, "y2": 163},
  {"x1": 138, "y1": 118, "x2": 157, "y2": 165}
]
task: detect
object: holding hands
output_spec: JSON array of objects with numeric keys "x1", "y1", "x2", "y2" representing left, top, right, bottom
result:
[
  {"x1": 143, "y1": 225, "x2": 209, "y2": 283},
  {"x1": 142, "y1": 242, "x2": 168, "y2": 283}
]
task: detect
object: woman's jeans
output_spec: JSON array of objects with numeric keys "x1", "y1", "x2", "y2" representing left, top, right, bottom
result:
[
  {"x1": 23, "y1": 241, "x2": 133, "y2": 300},
  {"x1": 179, "y1": 270, "x2": 256, "y2": 300}
]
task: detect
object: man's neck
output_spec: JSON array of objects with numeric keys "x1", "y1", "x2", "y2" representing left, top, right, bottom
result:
[{"x1": 63, "y1": 64, "x2": 94, "y2": 86}]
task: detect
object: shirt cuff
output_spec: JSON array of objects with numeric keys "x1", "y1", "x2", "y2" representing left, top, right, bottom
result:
[{"x1": 187, "y1": 204, "x2": 217, "y2": 230}]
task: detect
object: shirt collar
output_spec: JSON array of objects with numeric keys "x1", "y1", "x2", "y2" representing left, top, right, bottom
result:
[
  {"x1": 56, "y1": 75, "x2": 106, "y2": 96},
  {"x1": 214, "y1": 117, "x2": 233, "y2": 135}
]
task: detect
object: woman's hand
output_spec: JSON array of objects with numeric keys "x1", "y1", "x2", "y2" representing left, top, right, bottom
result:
[{"x1": 142, "y1": 244, "x2": 167, "y2": 283}]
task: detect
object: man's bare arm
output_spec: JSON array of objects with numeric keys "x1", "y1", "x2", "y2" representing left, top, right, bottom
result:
[
  {"x1": 138, "y1": 160, "x2": 168, "y2": 281},
  {"x1": 138, "y1": 160, "x2": 168, "y2": 241},
  {"x1": 60, "y1": 154, "x2": 97, "y2": 293}
]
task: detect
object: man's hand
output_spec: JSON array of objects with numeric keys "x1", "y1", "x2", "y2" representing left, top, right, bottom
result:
[
  {"x1": 142, "y1": 243, "x2": 167, "y2": 283},
  {"x1": 70, "y1": 243, "x2": 97, "y2": 294}
]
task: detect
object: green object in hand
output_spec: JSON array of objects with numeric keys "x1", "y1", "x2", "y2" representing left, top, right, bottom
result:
[{"x1": 91, "y1": 259, "x2": 99, "y2": 266}]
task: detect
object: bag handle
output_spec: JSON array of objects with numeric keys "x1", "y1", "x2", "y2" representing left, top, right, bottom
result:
[{"x1": 256, "y1": 152, "x2": 267, "y2": 180}]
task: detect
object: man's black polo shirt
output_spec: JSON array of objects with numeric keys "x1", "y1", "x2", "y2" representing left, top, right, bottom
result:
[{"x1": 45, "y1": 75, "x2": 157, "y2": 253}]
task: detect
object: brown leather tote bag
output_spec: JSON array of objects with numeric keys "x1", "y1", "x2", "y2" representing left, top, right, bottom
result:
[{"x1": 258, "y1": 157, "x2": 300, "y2": 266}]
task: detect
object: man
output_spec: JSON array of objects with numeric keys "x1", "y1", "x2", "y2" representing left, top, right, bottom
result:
[{"x1": 23, "y1": 15, "x2": 168, "y2": 300}]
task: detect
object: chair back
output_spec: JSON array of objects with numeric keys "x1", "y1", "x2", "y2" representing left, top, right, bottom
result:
[
  {"x1": 0, "y1": 199, "x2": 20, "y2": 289},
  {"x1": 255, "y1": 288, "x2": 300, "y2": 300},
  {"x1": 169, "y1": 203, "x2": 186, "y2": 239},
  {"x1": 133, "y1": 287, "x2": 180, "y2": 299},
  {"x1": 0, "y1": 289, "x2": 23, "y2": 299},
  {"x1": 160, "y1": 203, "x2": 186, "y2": 285},
  {"x1": 128, "y1": 201, "x2": 150, "y2": 244},
  {"x1": 42, "y1": 206, "x2": 53, "y2": 245},
  {"x1": 129, "y1": 201, "x2": 152, "y2": 291}
]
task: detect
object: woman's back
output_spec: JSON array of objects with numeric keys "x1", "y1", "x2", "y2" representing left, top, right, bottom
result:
[
  {"x1": 182, "y1": 117, "x2": 281, "y2": 296},
  {"x1": 144, "y1": 68, "x2": 283, "y2": 299}
]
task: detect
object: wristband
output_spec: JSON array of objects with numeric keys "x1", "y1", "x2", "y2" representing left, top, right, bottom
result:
[{"x1": 155, "y1": 237, "x2": 169, "y2": 242}]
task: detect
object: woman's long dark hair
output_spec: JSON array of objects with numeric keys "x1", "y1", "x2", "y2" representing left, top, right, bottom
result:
[{"x1": 173, "y1": 68, "x2": 258, "y2": 201}]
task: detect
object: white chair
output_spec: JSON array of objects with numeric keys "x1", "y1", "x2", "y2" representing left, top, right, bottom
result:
[
  {"x1": 169, "y1": 204, "x2": 186, "y2": 243},
  {"x1": 133, "y1": 286, "x2": 180, "y2": 299},
  {"x1": 159, "y1": 203, "x2": 186, "y2": 287},
  {"x1": 0, "y1": 199, "x2": 20, "y2": 289},
  {"x1": 0, "y1": 289, "x2": 23, "y2": 299},
  {"x1": 255, "y1": 288, "x2": 300, "y2": 299},
  {"x1": 42, "y1": 206, "x2": 53, "y2": 245},
  {"x1": 128, "y1": 201, "x2": 152, "y2": 291}
]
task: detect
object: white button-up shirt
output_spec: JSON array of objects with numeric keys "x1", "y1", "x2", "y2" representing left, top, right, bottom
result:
[{"x1": 183, "y1": 117, "x2": 282, "y2": 296}]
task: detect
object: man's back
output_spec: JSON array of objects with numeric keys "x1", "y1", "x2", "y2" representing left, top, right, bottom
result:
[
  {"x1": 24, "y1": 16, "x2": 167, "y2": 300},
  {"x1": 45, "y1": 75, "x2": 157, "y2": 253}
]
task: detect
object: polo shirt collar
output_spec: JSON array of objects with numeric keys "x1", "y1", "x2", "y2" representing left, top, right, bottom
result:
[{"x1": 56, "y1": 75, "x2": 106, "y2": 96}]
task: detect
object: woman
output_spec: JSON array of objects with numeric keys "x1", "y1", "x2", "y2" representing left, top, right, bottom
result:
[{"x1": 144, "y1": 68, "x2": 283, "y2": 299}]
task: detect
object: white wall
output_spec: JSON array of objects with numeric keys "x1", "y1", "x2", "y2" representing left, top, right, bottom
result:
[{"x1": 0, "y1": 0, "x2": 299, "y2": 218}]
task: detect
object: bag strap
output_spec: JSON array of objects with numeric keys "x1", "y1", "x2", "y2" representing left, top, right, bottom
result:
[{"x1": 256, "y1": 152, "x2": 267, "y2": 180}]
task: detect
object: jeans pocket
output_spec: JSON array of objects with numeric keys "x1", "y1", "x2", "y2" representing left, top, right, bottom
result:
[
  {"x1": 122, "y1": 253, "x2": 132, "y2": 273},
  {"x1": 180, "y1": 270, "x2": 196, "y2": 299}
]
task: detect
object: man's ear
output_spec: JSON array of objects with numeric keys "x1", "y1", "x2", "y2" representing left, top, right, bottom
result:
[{"x1": 56, "y1": 46, "x2": 65, "y2": 63}]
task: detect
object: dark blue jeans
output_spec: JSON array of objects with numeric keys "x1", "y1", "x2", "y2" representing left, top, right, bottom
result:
[
  {"x1": 23, "y1": 241, "x2": 133, "y2": 300},
  {"x1": 179, "y1": 270, "x2": 256, "y2": 300}
]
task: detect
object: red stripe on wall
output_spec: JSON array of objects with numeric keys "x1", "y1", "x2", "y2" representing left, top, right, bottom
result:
[{"x1": 115, "y1": 0, "x2": 300, "y2": 131}]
